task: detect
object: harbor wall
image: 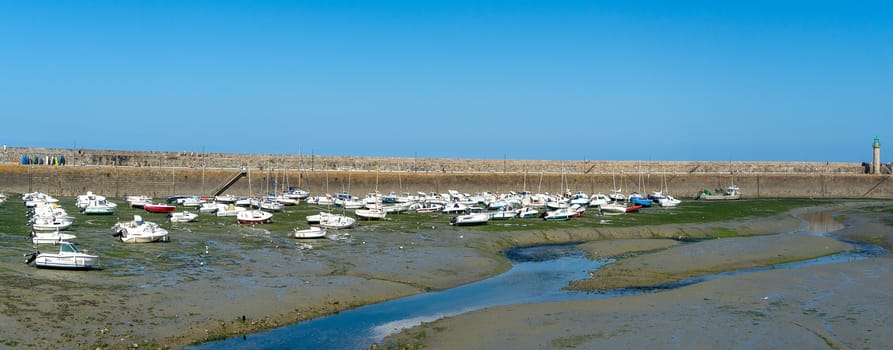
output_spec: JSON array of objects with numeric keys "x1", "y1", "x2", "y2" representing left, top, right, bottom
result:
[{"x1": 2, "y1": 164, "x2": 892, "y2": 199}]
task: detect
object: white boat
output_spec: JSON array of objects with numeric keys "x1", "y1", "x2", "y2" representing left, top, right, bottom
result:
[
  {"x1": 283, "y1": 187, "x2": 311, "y2": 200},
  {"x1": 355, "y1": 207, "x2": 387, "y2": 220},
  {"x1": 449, "y1": 212, "x2": 489, "y2": 226},
  {"x1": 113, "y1": 215, "x2": 170, "y2": 243},
  {"x1": 306, "y1": 212, "x2": 332, "y2": 224},
  {"x1": 169, "y1": 211, "x2": 198, "y2": 223},
  {"x1": 569, "y1": 192, "x2": 590, "y2": 206},
  {"x1": 215, "y1": 204, "x2": 246, "y2": 217},
  {"x1": 25, "y1": 242, "x2": 98, "y2": 269},
  {"x1": 199, "y1": 202, "x2": 225, "y2": 213},
  {"x1": 293, "y1": 226, "x2": 327, "y2": 239},
  {"x1": 381, "y1": 202, "x2": 412, "y2": 213},
  {"x1": 698, "y1": 186, "x2": 741, "y2": 200},
  {"x1": 274, "y1": 196, "x2": 299, "y2": 206},
  {"x1": 658, "y1": 195, "x2": 682, "y2": 207},
  {"x1": 442, "y1": 202, "x2": 470, "y2": 214},
  {"x1": 310, "y1": 195, "x2": 335, "y2": 206},
  {"x1": 319, "y1": 214, "x2": 356, "y2": 229},
  {"x1": 588, "y1": 193, "x2": 611, "y2": 207},
  {"x1": 608, "y1": 189, "x2": 626, "y2": 202},
  {"x1": 411, "y1": 202, "x2": 444, "y2": 213},
  {"x1": 125, "y1": 195, "x2": 153, "y2": 208},
  {"x1": 81, "y1": 198, "x2": 117, "y2": 215},
  {"x1": 543, "y1": 207, "x2": 575, "y2": 221},
  {"x1": 214, "y1": 194, "x2": 240, "y2": 203},
  {"x1": 337, "y1": 198, "x2": 366, "y2": 209},
  {"x1": 256, "y1": 199, "x2": 284, "y2": 212},
  {"x1": 599, "y1": 202, "x2": 628, "y2": 215},
  {"x1": 518, "y1": 207, "x2": 540, "y2": 218},
  {"x1": 179, "y1": 196, "x2": 203, "y2": 207},
  {"x1": 76, "y1": 191, "x2": 106, "y2": 209},
  {"x1": 22, "y1": 192, "x2": 59, "y2": 207},
  {"x1": 489, "y1": 208, "x2": 520, "y2": 220},
  {"x1": 237, "y1": 210, "x2": 273, "y2": 224},
  {"x1": 30, "y1": 230, "x2": 77, "y2": 245},
  {"x1": 30, "y1": 215, "x2": 74, "y2": 231},
  {"x1": 545, "y1": 199, "x2": 570, "y2": 210}
]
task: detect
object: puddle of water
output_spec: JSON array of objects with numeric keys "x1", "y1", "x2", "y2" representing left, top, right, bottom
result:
[{"x1": 798, "y1": 210, "x2": 844, "y2": 234}]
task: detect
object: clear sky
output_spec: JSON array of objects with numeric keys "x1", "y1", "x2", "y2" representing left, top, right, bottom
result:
[{"x1": 2, "y1": 1, "x2": 890, "y2": 162}]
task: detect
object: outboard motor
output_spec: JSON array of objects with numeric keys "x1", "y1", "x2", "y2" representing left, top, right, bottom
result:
[{"x1": 24, "y1": 251, "x2": 39, "y2": 265}]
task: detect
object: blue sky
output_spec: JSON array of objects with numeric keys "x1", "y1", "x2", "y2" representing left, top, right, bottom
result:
[{"x1": 2, "y1": 1, "x2": 890, "y2": 162}]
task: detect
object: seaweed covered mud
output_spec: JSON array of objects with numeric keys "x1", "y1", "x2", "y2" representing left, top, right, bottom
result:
[{"x1": 0, "y1": 197, "x2": 890, "y2": 349}]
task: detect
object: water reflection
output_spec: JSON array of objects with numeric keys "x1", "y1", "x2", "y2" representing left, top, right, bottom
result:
[{"x1": 799, "y1": 210, "x2": 843, "y2": 234}]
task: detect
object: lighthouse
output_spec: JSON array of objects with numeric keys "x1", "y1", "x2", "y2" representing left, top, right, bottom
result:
[{"x1": 873, "y1": 136, "x2": 881, "y2": 174}]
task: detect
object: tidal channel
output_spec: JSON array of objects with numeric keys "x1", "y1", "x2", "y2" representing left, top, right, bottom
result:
[{"x1": 189, "y1": 235, "x2": 883, "y2": 350}]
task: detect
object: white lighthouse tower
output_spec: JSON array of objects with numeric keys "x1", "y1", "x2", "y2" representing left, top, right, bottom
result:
[{"x1": 873, "y1": 136, "x2": 881, "y2": 174}]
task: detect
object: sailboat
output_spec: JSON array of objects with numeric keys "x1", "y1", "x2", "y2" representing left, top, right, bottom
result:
[
  {"x1": 655, "y1": 167, "x2": 682, "y2": 207},
  {"x1": 608, "y1": 168, "x2": 625, "y2": 202}
]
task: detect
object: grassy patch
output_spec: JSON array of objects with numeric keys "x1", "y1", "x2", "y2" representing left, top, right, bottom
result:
[{"x1": 550, "y1": 334, "x2": 598, "y2": 348}]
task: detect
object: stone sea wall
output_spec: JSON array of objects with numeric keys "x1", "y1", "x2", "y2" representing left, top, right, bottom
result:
[{"x1": 0, "y1": 147, "x2": 891, "y2": 199}]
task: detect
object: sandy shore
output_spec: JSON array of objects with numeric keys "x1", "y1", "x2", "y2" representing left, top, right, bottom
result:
[
  {"x1": 381, "y1": 207, "x2": 893, "y2": 349},
  {"x1": 1, "y1": 200, "x2": 889, "y2": 349}
]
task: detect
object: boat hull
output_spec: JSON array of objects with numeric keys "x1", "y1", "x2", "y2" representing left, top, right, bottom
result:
[
  {"x1": 144, "y1": 204, "x2": 176, "y2": 213},
  {"x1": 35, "y1": 255, "x2": 98, "y2": 269},
  {"x1": 449, "y1": 213, "x2": 489, "y2": 226},
  {"x1": 293, "y1": 227, "x2": 327, "y2": 239},
  {"x1": 237, "y1": 210, "x2": 273, "y2": 224}
]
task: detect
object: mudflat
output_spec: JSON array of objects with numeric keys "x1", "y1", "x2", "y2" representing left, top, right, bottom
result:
[
  {"x1": 382, "y1": 207, "x2": 893, "y2": 350},
  {"x1": 0, "y1": 198, "x2": 889, "y2": 349}
]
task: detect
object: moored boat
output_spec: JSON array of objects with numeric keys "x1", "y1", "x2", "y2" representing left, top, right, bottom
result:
[
  {"x1": 658, "y1": 195, "x2": 682, "y2": 207},
  {"x1": 30, "y1": 215, "x2": 74, "y2": 231},
  {"x1": 30, "y1": 230, "x2": 77, "y2": 245},
  {"x1": 599, "y1": 202, "x2": 628, "y2": 215},
  {"x1": 319, "y1": 214, "x2": 356, "y2": 229},
  {"x1": 697, "y1": 186, "x2": 741, "y2": 200},
  {"x1": 144, "y1": 203, "x2": 176, "y2": 213},
  {"x1": 543, "y1": 207, "x2": 575, "y2": 221},
  {"x1": 236, "y1": 210, "x2": 273, "y2": 224},
  {"x1": 355, "y1": 207, "x2": 387, "y2": 220},
  {"x1": 113, "y1": 215, "x2": 170, "y2": 243},
  {"x1": 24, "y1": 242, "x2": 98, "y2": 270},
  {"x1": 81, "y1": 198, "x2": 117, "y2": 215},
  {"x1": 169, "y1": 211, "x2": 198, "y2": 223},
  {"x1": 517, "y1": 207, "x2": 540, "y2": 218},
  {"x1": 215, "y1": 204, "x2": 246, "y2": 217},
  {"x1": 293, "y1": 226, "x2": 327, "y2": 239},
  {"x1": 449, "y1": 212, "x2": 489, "y2": 226}
]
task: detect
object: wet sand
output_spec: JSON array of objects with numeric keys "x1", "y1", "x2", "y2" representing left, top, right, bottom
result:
[
  {"x1": 1, "y1": 202, "x2": 890, "y2": 349},
  {"x1": 381, "y1": 207, "x2": 893, "y2": 349}
]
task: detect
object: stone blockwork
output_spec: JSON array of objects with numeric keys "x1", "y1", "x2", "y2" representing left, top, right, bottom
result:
[
  {"x1": 0, "y1": 146, "x2": 871, "y2": 174},
  {"x1": 1, "y1": 146, "x2": 891, "y2": 199}
]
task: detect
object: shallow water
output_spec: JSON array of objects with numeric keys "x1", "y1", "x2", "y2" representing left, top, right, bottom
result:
[{"x1": 188, "y1": 238, "x2": 883, "y2": 350}]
